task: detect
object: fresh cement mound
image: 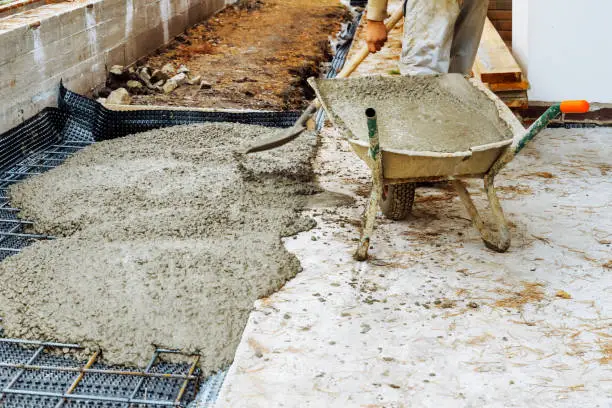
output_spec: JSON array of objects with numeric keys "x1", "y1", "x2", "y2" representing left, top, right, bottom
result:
[
  {"x1": 0, "y1": 123, "x2": 317, "y2": 373},
  {"x1": 311, "y1": 74, "x2": 513, "y2": 152}
]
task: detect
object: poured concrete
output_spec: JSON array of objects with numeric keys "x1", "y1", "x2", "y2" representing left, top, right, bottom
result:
[{"x1": 1, "y1": 123, "x2": 317, "y2": 373}]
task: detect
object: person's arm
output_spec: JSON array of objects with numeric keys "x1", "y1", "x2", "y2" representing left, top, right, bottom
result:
[
  {"x1": 366, "y1": 0, "x2": 389, "y2": 53},
  {"x1": 367, "y1": 0, "x2": 388, "y2": 22}
]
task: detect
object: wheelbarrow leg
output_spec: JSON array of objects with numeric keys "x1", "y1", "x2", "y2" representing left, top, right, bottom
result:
[
  {"x1": 355, "y1": 109, "x2": 383, "y2": 261},
  {"x1": 451, "y1": 176, "x2": 511, "y2": 252}
]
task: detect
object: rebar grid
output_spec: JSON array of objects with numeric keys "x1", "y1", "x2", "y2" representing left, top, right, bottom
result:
[
  {"x1": 0, "y1": 338, "x2": 201, "y2": 407},
  {"x1": 0, "y1": 140, "x2": 92, "y2": 259}
]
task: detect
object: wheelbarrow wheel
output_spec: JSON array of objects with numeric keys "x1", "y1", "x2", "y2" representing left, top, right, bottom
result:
[{"x1": 379, "y1": 183, "x2": 415, "y2": 221}]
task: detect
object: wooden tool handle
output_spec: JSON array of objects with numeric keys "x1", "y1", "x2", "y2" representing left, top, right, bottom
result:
[{"x1": 336, "y1": 6, "x2": 405, "y2": 79}]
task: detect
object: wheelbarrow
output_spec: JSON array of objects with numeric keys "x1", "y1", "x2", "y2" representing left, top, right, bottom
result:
[{"x1": 308, "y1": 74, "x2": 590, "y2": 261}]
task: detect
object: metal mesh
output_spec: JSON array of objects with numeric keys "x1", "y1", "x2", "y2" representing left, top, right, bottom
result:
[{"x1": 0, "y1": 338, "x2": 201, "y2": 407}]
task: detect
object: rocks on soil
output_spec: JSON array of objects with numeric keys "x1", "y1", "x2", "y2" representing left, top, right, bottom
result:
[
  {"x1": 161, "y1": 63, "x2": 176, "y2": 76},
  {"x1": 102, "y1": 62, "x2": 203, "y2": 99},
  {"x1": 200, "y1": 80, "x2": 213, "y2": 90},
  {"x1": 106, "y1": 88, "x2": 131, "y2": 105}
]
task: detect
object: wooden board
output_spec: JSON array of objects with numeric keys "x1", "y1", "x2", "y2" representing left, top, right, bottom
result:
[
  {"x1": 495, "y1": 90, "x2": 529, "y2": 109},
  {"x1": 475, "y1": 18, "x2": 522, "y2": 84},
  {"x1": 488, "y1": 80, "x2": 529, "y2": 92}
]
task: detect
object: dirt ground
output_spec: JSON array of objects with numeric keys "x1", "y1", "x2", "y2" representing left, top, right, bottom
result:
[{"x1": 130, "y1": 0, "x2": 350, "y2": 110}]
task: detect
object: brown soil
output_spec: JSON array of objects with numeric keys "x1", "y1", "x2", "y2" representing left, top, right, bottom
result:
[{"x1": 131, "y1": 0, "x2": 350, "y2": 110}]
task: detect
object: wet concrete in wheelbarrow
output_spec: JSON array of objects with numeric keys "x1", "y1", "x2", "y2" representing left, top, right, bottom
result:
[
  {"x1": 311, "y1": 74, "x2": 513, "y2": 152},
  {"x1": 1, "y1": 123, "x2": 318, "y2": 374}
]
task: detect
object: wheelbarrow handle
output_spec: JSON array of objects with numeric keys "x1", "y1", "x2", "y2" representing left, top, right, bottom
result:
[{"x1": 488, "y1": 100, "x2": 589, "y2": 178}]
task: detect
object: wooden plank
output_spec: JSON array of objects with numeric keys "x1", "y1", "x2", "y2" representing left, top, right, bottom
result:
[
  {"x1": 488, "y1": 10, "x2": 512, "y2": 20},
  {"x1": 496, "y1": 90, "x2": 529, "y2": 109},
  {"x1": 488, "y1": 80, "x2": 530, "y2": 92},
  {"x1": 494, "y1": 21, "x2": 513, "y2": 31},
  {"x1": 475, "y1": 17, "x2": 522, "y2": 84},
  {"x1": 488, "y1": 0, "x2": 512, "y2": 10},
  {"x1": 498, "y1": 30, "x2": 513, "y2": 42}
]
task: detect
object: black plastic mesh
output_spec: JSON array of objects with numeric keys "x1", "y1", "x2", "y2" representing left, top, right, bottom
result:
[
  {"x1": 0, "y1": 340, "x2": 199, "y2": 408},
  {"x1": 0, "y1": 84, "x2": 302, "y2": 407},
  {"x1": 58, "y1": 84, "x2": 301, "y2": 142}
]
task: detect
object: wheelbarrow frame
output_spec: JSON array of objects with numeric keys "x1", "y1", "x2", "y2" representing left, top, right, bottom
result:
[{"x1": 354, "y1": 99, "x2": 588, "y2": 261}]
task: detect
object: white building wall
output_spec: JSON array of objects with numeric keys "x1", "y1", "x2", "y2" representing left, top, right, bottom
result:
[{"x1": 512, "y1": 0, "x2": 612, "y2": 103}]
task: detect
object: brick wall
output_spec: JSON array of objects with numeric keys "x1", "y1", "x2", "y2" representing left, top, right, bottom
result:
[
  {"x1": 488, "y1": 0, "x2": 512, "y2": 46},
  {"x1": 0, "y1": 0, "x2": 225, "y2": 134}
]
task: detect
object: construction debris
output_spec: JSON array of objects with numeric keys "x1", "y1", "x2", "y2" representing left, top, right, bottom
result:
[
  {"x1": 161, "y1": 63, "x2": 177, "y2": 76},
  {"x1": 106, "y1": 87, "x2": 131, "y2": 105},
  {"x1": 99, "y1": 62, "x2": 206, "y2": 99},
  {"x1": 177, "y1": 64, "x2": 190, "y2": 74},
  {"x1": 163, "y1": 72, "x2": 188, "y2": 93},
  {"x1": 126, "y1": 80, "x2": 143, "y2": 90},
  {"x1": 109, "y1": 65, "x2": 124, "y2": 76},
  {"x1": 151, "y1": 69, "x2": 168, "y2": 83},
  {"x1": 187, "y1": 75, "x2": 202, "y2": 86}
]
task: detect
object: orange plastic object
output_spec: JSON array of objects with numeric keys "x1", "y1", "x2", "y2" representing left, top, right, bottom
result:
[{"x1": 560, "y1": 100, "x2": 590, "y2": 114}]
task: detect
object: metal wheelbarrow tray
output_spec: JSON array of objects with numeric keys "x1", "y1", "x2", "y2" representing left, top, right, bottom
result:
[{"x1": 308, "y1": 74, "x2": 590, "y2": 260}]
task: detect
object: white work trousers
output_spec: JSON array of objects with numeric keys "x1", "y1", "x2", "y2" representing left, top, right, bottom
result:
[{"x1": 399, "y1": 0, "x2": 489, "y2": 75}]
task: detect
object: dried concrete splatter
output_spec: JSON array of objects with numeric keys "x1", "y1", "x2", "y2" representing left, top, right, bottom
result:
[
  {"x1": 0, "y1": 123, "x2": 317, "y2": 374},
  {"x1": 311, "y1": 74, "x2": 513, "y2": 152}
]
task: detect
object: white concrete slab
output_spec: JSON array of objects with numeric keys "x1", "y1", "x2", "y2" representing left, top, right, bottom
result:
[{"x1": 217, "y1": 125, "x2": 611, "y2": 407}]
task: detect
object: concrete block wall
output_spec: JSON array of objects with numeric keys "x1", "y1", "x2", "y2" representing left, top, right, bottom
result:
[{"x1": 0, "y1": 0, "x2": 225, "y2": 134}]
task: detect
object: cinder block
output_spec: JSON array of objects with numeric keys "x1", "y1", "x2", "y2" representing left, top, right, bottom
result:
[
  {"x1": 145, "y1": 3, "x2": 162, "y2": 29},
  {"x1": 211, "y1": 0, "x2": 225, "y2": 14},
  {"x1": 168, "y1": 12, "x2": 187, "y2": 39},
  {"x1": 130, "y1": 2, "x2": 149, "y2": 36},
  {"x1": 58, "y1": 8, "x2": 87, "y2": 39},
  {"x1": 131, "y1": 24, "x2": 164, "y2": 59},
  {"x1": 187, "y1": 3, "x2": 203, "y2": 24},
  {"x1": 104, "y1": 43, "x2": 127, "y2": 68},
  {"x1": 98, "y1": 18, "x2": 126, "y2": 51},
  {"x1": 0, "y1": 25, "x2": 29, "y2": 66},
  {"x1": 37, "y1": 14, "x2": 62, "y2": 48},
  {"x1": 99, "y1": 0, "x2": 128, "y2": 23}
]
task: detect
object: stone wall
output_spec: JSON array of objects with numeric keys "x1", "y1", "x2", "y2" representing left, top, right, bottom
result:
[{"x1": 0, "y1": 0, "x2": 225, "y2": 134}]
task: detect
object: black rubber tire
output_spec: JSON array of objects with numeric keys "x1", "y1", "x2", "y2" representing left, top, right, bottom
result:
[{"x1": 379, "y1": 183, "x2": 416, "y2": 221}]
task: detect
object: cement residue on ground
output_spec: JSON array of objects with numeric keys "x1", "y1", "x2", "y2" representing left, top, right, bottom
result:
[
  {"x1": 0, "y1": 123, "x2": 317, "y2": 373},
  {"x1": 312, "y1": 74, "x2": 513, "y2": 152}
]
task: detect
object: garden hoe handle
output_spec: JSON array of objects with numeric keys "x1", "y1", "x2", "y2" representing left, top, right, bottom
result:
[
  {"x1": 335, "y1": 5, "x2": 405, "y2": 80},
  {"x1": 243, "y1": 6, "x2": 405, "y2": 154}
]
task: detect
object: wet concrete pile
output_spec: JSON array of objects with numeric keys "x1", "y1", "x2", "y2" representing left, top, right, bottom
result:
[
  {"x1": 0, "y1": 123, "x2": 317, "y2": 374},
  {"x1": 312, "y1": 74, "x2": 514, "y2": 152}
]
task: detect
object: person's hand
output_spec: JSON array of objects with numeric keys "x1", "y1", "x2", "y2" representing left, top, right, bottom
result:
[{"x1": 366, "y1": 20, "x2": 387, "y2": 53}]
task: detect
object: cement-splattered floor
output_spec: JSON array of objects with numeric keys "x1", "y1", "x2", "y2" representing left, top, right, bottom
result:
[
  {"x1": 215, "y1": 1, "x2": 611, "y2": 405},
  {"x1": 217, "y1": 123, "x2": 611, "y2": 407}
]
